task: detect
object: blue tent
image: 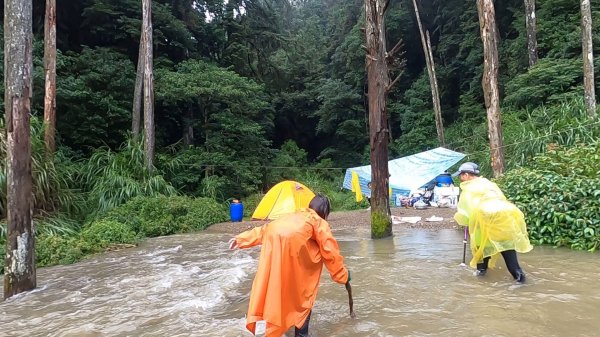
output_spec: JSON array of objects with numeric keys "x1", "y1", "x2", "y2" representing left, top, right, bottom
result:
[{"x1": 342, "y1": 147, "x2": 465, "y2": 203}]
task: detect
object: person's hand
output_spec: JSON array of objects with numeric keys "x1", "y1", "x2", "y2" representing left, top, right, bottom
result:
[{"x1": 228, "y1": 237, "x2": 239, "y2": 250}]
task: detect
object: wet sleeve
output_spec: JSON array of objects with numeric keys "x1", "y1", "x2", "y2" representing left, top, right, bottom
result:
[
  {"x1": 313, "y1": 219, "x2": 349, "y2": 284},
  {"x1": 454, "y1": 189, "x2": 472, "y2": 227},
  {"x1": 235, "y1": 226, "x2": 264, "y2": 249},
  {"x1": 454, "y1": 198, "x2": 470, "y2": 226}
]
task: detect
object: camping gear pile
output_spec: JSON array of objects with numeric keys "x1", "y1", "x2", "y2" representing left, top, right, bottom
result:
[{"x1": 343, "y1": 147, "x2": 465, "y2": 205}]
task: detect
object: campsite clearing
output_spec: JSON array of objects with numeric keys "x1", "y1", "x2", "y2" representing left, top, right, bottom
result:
[{"x1": 208, "y1": 206, "x2": 460, "y2": 234}]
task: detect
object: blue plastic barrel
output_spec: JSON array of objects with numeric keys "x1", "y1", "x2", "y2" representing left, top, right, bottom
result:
[
  {"x1": 436, "y1": 174, "x2": 453, "y2": 186},
  {"x1": 230, "y1": 199, "x2": 244, "y2": 222}
]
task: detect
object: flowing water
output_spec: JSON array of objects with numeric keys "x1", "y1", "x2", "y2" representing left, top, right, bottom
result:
[{"x1": 1, "y1": 226, "x2": 599, "y2": 337}]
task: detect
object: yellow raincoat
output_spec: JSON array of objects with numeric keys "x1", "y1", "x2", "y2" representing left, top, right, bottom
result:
[
  {"x1": 235, "y1": 208, "x2": 349, "y2": 337},
  {"x1": 454, "y1": 177, "x2": 532, "y2": 268}
]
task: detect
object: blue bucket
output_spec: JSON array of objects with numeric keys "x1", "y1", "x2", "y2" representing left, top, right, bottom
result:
[
  {"x1": 230, "y1": 200, "x2": 244, "y2": 222},
  {"x1": 436, "y1": 174, "x2": 453, "y2": 187}
]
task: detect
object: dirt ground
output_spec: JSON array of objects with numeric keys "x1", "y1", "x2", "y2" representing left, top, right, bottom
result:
[{"x1": 207, "y1": 206, "x2": 460, "y2": 234}]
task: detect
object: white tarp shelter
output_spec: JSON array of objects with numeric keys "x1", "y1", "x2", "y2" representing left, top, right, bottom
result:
[{"x1": 342, "y1": 147, "x2": 465, "y2": 202}]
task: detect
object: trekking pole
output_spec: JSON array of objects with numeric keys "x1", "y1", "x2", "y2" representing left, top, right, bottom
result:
[
  {"x1": 460, "y1": 227, "x2": 468, "y2": 266},
  {"x1": 345, "y1": 281, "x2": 356, "y2": 318}
]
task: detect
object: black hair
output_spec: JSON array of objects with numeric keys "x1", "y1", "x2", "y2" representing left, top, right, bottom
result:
[{"x1": 309, "y1": 194, "x2": 331, "y2": 219}]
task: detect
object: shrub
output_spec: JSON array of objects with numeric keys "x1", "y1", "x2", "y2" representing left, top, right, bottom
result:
[
  {"x1": 79, "y1": 219, "x2": 138, "y2": 248},
  {"x1": 36, "y1": 235, "x2": 86, "y2": 267},
  {"x1": 102, "y1": 195, "x2": 227, "y2": 237},
  {"x1": 496, "y1": 143, "x2": 600, "y2": 252}
]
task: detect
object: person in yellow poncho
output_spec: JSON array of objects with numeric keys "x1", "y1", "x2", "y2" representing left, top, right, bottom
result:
[
  {"x1": 453, "y1": 162, "x2": 532, "y2": 283},
  {"x1": 229, "y1": 195, "x2": 353, "y2": 337}
]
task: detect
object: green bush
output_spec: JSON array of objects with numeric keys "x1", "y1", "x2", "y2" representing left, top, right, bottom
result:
[
  {"x1": 103, "y1": 195, "x2": 228, "y2": 237},
  {"x1": 503, "y1": 58, "x2": 582, "y2": 109},
  {"x1": 496, "y1": 143, "x2": 600, "y2": 252},
  {"x1": 79, "y1": 219, "x2": 138, "y2": 248},
  {"x1": 36, "y1": 235, "x2": 86, "y2": 267}
]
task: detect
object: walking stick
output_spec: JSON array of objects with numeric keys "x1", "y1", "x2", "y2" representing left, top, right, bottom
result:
[
  {"x1": 460, "y1": 227, "x2": 468, "y2": 266},
  {"x1": 345, "y1": 281, "x2": 356, "y2": 318}
]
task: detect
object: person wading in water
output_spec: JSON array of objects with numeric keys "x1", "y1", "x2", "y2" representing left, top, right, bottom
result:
[{"x1": 229, "y1": 194, "x2": 354, "y2": 336}]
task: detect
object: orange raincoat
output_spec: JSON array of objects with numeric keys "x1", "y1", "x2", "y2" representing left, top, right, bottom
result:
[{"x1": 235, "y1": 208, "x2": 349, "y2": 337}]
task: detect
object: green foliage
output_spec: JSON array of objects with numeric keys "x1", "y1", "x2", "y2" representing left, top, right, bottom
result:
[
  {"x1": 81, "y1": 139, "x2": 178, "y2": 216},
  {"x1": 391, "y1": 73, "x2": 439, "y2": 157},
  {"x1": 80, "y1": 219, "x2": 138, "y2": 248},
  {"x1": 501, "y1": 98, "x2": 600, "y2": 169},
  {"x1": 503, "y1": 58, "x2": 583, "y2": 109},
  {"x1": 445, "y1": 97, "x2": 600, "y2": 176},
  {"x1": 102, "y1": 195, "x2": 227, "y2": 237},
  {"x1": 313, "y1": 79, "x2": 367, "y2": 166},
  {"x1": 264, "y1": 140, "x2": 308, "y2": 186},
  {"x1": 0, "y1": 117, "x2": 83, "y2": 220},
  {"x1": 156, "y1": 59, "x2": 273, "y2": 197},
  {"x1": 57, "y1": 47, "x2": 135, "y2": 151},
  {"x1": 35, "y1": 219, "x2": 137, "y2": 268},
  {"x1": 496, "y1": 143, "x2": 600, "y2": 252},
  {"x1": 35, "y1": 235, "x2": 86, "y2": 267}
]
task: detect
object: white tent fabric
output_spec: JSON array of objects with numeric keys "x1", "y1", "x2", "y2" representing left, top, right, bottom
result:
[{"x1": 342, "y1": 147, "x2": 465, "y2": 201}]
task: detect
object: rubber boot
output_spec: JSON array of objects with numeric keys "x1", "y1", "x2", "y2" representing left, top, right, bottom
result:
[{"x1": 515, "y1": 269, "x2": 526, "y2": 283}]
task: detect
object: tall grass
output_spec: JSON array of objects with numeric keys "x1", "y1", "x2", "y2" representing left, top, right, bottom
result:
[
  {"x1": 80, "y1": 138, "x2": 178, "y2": 216},
  {"x1": 445, "y1": 97, "x2": 600, "y2": 175},
  {"x1": 0, "y1": 118, "x2": 82, "y2": 219},
  {"x1": 502, "y1": 98, "x2": 600, "y2": 168}
]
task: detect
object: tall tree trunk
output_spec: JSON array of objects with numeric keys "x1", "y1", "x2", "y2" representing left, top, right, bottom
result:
[
  {"x1": 581, "y1": 0, "x2": 597, "y2": 118},
  {"x1": 426, "y1": 31, "x2": 444, "y2": 146},
  {"x1": 142, "y1": 0, "x2": 155, "y2": 170},
  {"x1": 364, "y1": 0, "x2": 392, "y2": 239},
  {"x1": 524, "y1": 0, "x2": 538, "y2": 67},
  {"x1": 4, "y1": 0, "x2": 36, "y2": 300},
  {"x1": 477, "y1": 0, "x2": 505, "y2": 177},
  {"x1": 132, "y1": 37, "x2": 144, "y2": 141},
  {"x1": 412, "y1": 0, "x2": 445, "y2": 146},
  {"x1": 43, "y1": 0, "x2": 57, "y2": 155}
]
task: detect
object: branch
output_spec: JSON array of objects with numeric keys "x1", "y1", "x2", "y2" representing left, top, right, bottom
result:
[
  {"x1": 386, "y1": 39, "x2": 403, "y2": 62},
  {"x1": 387, "y1": 73, "x2": 402, "y2": 93},
  {"x1": 382, "y1": 0, "x2": 390, "y2": 15}
]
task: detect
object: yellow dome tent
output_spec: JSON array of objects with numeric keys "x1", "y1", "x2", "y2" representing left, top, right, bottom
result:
[{"x1": 251, "y1": 181, "x2": 316, "y2": 220}]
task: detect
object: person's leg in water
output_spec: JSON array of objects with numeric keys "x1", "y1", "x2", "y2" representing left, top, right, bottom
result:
[
  {"x1": 500, "y1": 249, "x2": 526, "y2": 283},
  {"x1": 295, "y1": 311, "x2": 311, "y2": 337},
  {"x1": 476, "y1": 256, "x2": 491, "y2": 276}
]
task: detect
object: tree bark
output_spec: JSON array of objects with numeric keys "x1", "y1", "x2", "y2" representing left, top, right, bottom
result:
[
  {"x1": 4, "y1": 0, "x2": 36, "y2": 300},
  {"x1": 43, "y1": 0, "x2": 57, "y2": 155},
  {"x1": 364, "y1": 0, "x2": 392, "y2": 239},
  {"x1": 477, "y1": 0, "x2": 505, "y2": 177},
  {"x1": 581, "y1": 0, "x2": 597, "y2": 118},
  {"x1": 412, "y1": 0, "x2": 445, "y2": 146},
  {"x1": 524, "y1": 0, "x2": 538, "y2": 67},
  {"x1": 142, "y1": 0, "x2": 155, "y2": 170},
  {"x1": 132, "y1": 36, "x2": 144, "y2": 141}
]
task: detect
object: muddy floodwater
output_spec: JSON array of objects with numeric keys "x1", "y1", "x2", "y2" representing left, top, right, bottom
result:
[{"x1": 1, "y1": 223, "x2": 599, "y2": 337}]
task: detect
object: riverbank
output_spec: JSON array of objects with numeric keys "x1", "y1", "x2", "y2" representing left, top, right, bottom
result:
[{"x1": 206, "y1": 206, "x2": 460, "y2": 234}]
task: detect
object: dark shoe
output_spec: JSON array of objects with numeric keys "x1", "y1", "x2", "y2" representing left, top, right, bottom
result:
[
  {"x1": 475, "y1": 269, "x2": 487, "y2": 276},
  {"x1": 515, "y1": 270, "x2": 526, "y2": 283}
]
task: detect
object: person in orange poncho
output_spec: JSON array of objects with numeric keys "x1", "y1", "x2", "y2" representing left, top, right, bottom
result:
[
  {"x1": 229, "y1": 195, "x2": 353, "y2": 337},
  {"x1": 453, "y1": 162, "x2": 532, "y2": 283}
]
